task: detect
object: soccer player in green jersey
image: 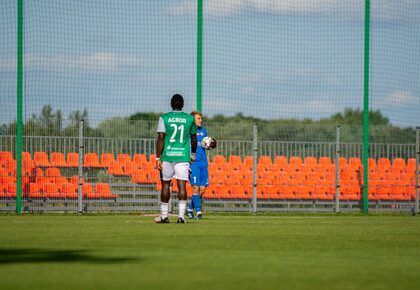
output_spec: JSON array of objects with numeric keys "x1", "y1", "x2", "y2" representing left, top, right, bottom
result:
[{"x1": 155, "y1": 94, "x2": 197, "y2": 223}]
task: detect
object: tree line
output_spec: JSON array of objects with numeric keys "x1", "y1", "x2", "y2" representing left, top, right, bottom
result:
[{"x1": 1, "y1": 105, "x2": 417, "y2": 144}]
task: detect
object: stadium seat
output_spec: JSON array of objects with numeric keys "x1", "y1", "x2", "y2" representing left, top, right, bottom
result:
[
  {"x1": 131, "y1": 169, "x2": 148, "y2": 183},
  {"x1": 70, "y1": 175, "x2": 84, "y2": 186},
  {"x1": 319, "y1": 157, "x2": 332, "y2": 167},
  {"x1": 392, "y1": 158, "x2": 405, "y2": 168},
  {"x1": 22, "y1": 151, "x2": 32, "y2": 161},
  {"x1": 27, "y1": 183, "x2": 41, "y2": 198},
  {"x1": 100, "y1": 153, "x2": 115, "y2": 167},
  {"x1": 117, "y1": 153, "x2": 132, "y2": 164},
  {"x1": 213, "y1": 155, "x2": 227, "y2": 165},
  {"x1": 42, "y1": 183, "x2": 60, "y2": 198},
  {"x1": 66, "y1": 152, "x2": 79, "y2": 167},
  {"x1": 5, "y1": 183, "x2": 17, "y2": 198},
  {"x1": 368, "y1": 158, "x2": 376, "y2": 171},
  {"x1": 133, "y1": 154, "x2": 147, "y2": 166},
  {"x1": 289, "y1": 156, "x2": 302, "y2": 166},
  {"x1": 55, "y1": 176, "x2": 68, "y2": 185},
  {"x1": 95, "y1": 183, "x2": 113, "y2": 198},
  {"x1": 274, "y1": 156, "x2": 288, "y2": 166},
  {"x1": 259, "y1": 156, "x2": 272, "y2": 165},
  {"x1": 5, "y1": 160, "x2": 17, "y2": 176},
  {"x1": 50, "y1": 152, "x2": 67, "y2": 167},
  {"x1": 107, "y1": 161, "x2": 125, "y2": 175},
  {"x1": 84, "y1": 153, "x2": 100, "y2": 167},
  {"x1": 117, "y1": 154, "x2": 133, "y2": 174},
  {"x1": 304, "y1": 157, "x2": 317, "y2": 166},
  {"x1": 243, "y1": 156, "x2": 254, "y2": 168},
  {"x1": 46, "y1": 167, "x2": 61, "y2": 177},
  {"x1": 341, "y1": 165, "x2": 358, "y2": 181},
  {"x1": 61, "y1": 183, "x2": 78, "y2": 198},
  {"x1": 407, "y1": 158, "x2": 418, "y2": 172},
  {"x1": 0, "y1": 151, "x2": 13, "y2": 165},
  {"x1": 349, "y1": 157, "x2": 362, "y2": 169},
  {"x1": 378, "y1": 157, "x2": 391, "y2": 168},
  {"x1": 33, "y1": 152, "x2": 50, "y2": 167},
  {"x1": 228, "y1": 155, "x2": 242, "y2": 170},
  {"x1": 82, "y1": 183, "x2": 94, "y2": 198},
  {"x1": 122, "y1": 161, "x2": 137, "y2": 175}
]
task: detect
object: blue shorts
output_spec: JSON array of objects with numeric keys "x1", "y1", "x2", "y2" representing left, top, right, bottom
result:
[{"x1": 189, "y1": 162, "x2": 209, "y2": 187}]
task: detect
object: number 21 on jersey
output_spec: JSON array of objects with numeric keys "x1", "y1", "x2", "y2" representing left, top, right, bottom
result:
[{"x1": 169, "y1": 124, "x2": 184, "y2": 143}]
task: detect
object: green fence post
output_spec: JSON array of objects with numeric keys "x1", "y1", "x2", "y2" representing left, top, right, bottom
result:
[
  {"x1": 362, "y1": 0, "x2": 370, "y2": 215},
  {"x1": 16, "y1": 0, "x2": 24, "y2": 214},
  {"x1": 197, "y1": 0, "x2": 203, "y2": 112}
]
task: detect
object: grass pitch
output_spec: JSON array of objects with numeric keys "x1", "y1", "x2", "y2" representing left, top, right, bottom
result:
[{"x1": 0, "y1": 214, "x2": 419, "y2": 290}]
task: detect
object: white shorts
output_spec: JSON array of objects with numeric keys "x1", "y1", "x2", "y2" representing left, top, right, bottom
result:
[{"x1": 161, "y1": 162, "x2": 190, "y2": 181}]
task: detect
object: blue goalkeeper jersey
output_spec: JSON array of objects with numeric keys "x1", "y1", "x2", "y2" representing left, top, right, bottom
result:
[{"x1": 195, "y1": 126, "x2": 208, "y2": 165}]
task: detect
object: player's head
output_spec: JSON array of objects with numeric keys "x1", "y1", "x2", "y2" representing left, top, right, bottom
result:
[
  {"x1": 190, "y1": 111, "x2": 203, "y2": 127},
  {"x1": 171, "y1": 94, "x2": 184, "y2": 110}
]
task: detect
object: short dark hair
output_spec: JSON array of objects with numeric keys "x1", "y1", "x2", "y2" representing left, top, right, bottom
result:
[{"x1": 171, "y1": 94, "x2": 184, "y2": 110}]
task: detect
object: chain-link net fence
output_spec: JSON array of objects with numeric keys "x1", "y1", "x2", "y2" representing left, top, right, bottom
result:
[{"x1": 1, "y1": 1, "x2": 419, "y2": 213}]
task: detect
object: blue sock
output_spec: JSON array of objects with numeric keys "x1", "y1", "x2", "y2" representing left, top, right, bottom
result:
[
  {"x1": 188, "y1": 198, "x2": 194, "y2": 212},
  {"x1": 192, "y1": 194, "x2": 201, "y2": 213}
]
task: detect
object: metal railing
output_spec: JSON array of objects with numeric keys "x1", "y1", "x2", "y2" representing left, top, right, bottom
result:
[{"x1": 0, "y1": 135, "x2": 416, "y2": 161}]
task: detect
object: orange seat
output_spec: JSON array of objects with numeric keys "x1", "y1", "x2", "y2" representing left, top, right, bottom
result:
[
  {"x1": 66, "y1": 152, "x2": 79, "y2": 167},
  {"x1": 213, "y1": 155, "x2": 227, "y2": 165},
  {"x1": 131, "y1": 169, "x2": 149, "y2": 183},
  {"x1": 108, "y1": 161, "x2": 125, "y2": 175},
  {"x1": 117, "y1": 154, "x2": 132, "y2": 164},
  {"x1": 22, "y1": 151, "x2": 32, "y2": 161},
  {"x1": 27, "y1": 183, "x2": 41, "y2": 198},
  {"x1": 349, "y1": 157, "x2": 362, "y2": 169},
  {"x1": 82, "y1": 183, "x2": 94, "y2": 198},
  {"x1": 70, "y1": 175, "x2": 84, "y2": 186},
  {"x1": 100, "y1": 153, "x2": 115, "y2": 167},
  {"x1": 0, "y1": 151, "x2": 13, "y2": 165},
  {"x1": 407, "y1": 158, "x2": 418, "y2": 173},
  {"x1": 42, "y1": 183, "x2": 60, "y2": 198},
  {"x1": 289, "y1": 156, "x2": 302, "y2": 166},
  {"x1": 274, "y1": 156, "x2": 288, "y2": 167},
  {"x1": 34, "y1": 152, "x2": 50, "y2": 167},
  {"x1": 55, "y1": 176, "x2": 68, "y2": 185},
  {"x1": 368, "y1": 158, "x2": 376, "y2": 171},
  {"x1": 84, "y1": 153, "x2": 100, "y2": 167},
  {"x1": 378, "y1": 158, "x2": 391, "y2": 168},
  {"x1": 95, "y1": 183, "x2": 113, "y2": 198},
  {"x1": 6, "y1": 160, "x2": 17, "y2": 176},
  {"x1": 133, "y1": 154, "x2": 147, "y2": 166},
  {"x1": 228, "y1": 155, "x2": 242, "y2": 170},
  {"x1": 304, "y1": 157, "x2": 317, "y2": 166},
  {"x1": 319, "y1": 157, "x2": 332, "y2": 167},
  {"x1": 61, "y1": 183, "x2": 78, "y2": 198},
  {"x1": 50, "y1": 152, "x2": 67, "y2": 167},
  {"x1": 392, "y1": 158, "x2": 405, "y2": 168},
  {"x1": 259, "y1": 156, "x2": 272, "y2": 165},
  {"x1": 5, "y1": 183, "x2": 17, "y2": 198},
  {"x1": 46, "y1": 167, "x2": 61, "y2": 177}
]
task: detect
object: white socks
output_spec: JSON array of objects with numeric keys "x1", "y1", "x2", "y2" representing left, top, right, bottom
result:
[
  {"x1": 178, "y1": 200, "x2": 187, "y2": 219},
  {"x1": 160, "y1": 202, "x2": 169, "y2": 219},
  {"x1": 161, "y1": 200, "x2": 187, "y2": 220}
]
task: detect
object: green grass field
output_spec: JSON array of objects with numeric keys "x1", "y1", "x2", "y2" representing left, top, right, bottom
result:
[{"x1": 0, "y1": 214, "x2": 419, "y2": 290}]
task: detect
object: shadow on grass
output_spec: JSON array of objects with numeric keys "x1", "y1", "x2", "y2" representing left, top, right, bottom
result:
[{"x1": 0, "y1": 248, "x2": 140, "y2": 265}]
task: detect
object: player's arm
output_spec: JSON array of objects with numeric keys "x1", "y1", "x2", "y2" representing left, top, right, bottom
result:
[
  {"x1": 156, "y1": 132, "x2": 165, "y2": 170},
  {"x1": 190, "y1": 134, "x2": 197, "y2": 162},
  {"x1": 156, "y1": 117, "x2": 166, "y2": 170}
]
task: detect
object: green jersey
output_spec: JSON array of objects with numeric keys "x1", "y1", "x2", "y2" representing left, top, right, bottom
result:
[{"x1": 157, "y1": 111, "x2": 197, "y2": 162}]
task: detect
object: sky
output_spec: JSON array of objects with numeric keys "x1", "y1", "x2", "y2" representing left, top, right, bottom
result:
[{"x1": 0, "y1": 0, "x2": 419, "y2": 127}]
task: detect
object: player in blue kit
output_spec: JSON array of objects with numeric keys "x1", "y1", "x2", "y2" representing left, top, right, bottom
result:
[{"x1": 187, "y1": 111, "x2": 208, "y2": 219}]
